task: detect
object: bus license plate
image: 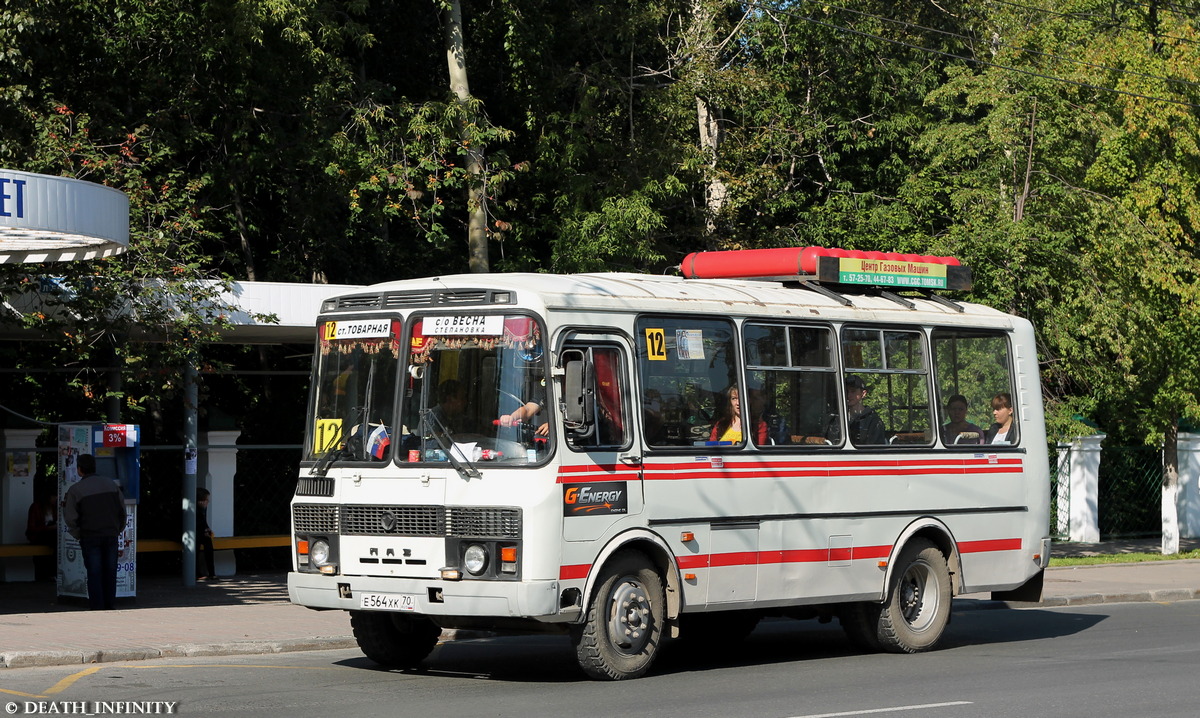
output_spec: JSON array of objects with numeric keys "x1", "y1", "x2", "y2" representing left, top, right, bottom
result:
[{"x1": 359, "y1": 593, "x2": 417, "y2": 611}]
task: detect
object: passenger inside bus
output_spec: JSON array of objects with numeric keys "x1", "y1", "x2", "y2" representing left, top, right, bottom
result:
[
  {"x1": 985, "y1": 392, "x2": 1019, "y2": 444},
  {"x1": 842, "y1": 375, "x2": 887, "y2": 445},
  {"x1": 430, "y1": 379, "x2": 467, "y2": 432},
  {"x1": 941, "y1": 394, "x2": 984, "y2": 445},
  {"x1": 708, "y1": 385, "x2": 768, "y2": 445}
]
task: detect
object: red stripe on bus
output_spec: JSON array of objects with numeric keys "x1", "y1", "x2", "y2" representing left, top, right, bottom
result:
[
  {"x1": 556, "y1": 464, "x2": 641, "y2": 483},
  {"x1": 678, "y1": 544, "x2": 896, "y2": 569},
  {"x1": 641, "y1": 466, "x2": 1022, "y2": 481},
  {"x1": 576, "y1": 539, "x2": 1019, "y2": 579},
  {"x1": 957, "y1": 538, "x2": 1022, "y2": 553},
  {"x1": 558, "y1": 464, "x2": 641, "y2": 474},
  {"x1": 643, "y1": 457, "x2": 1023, "y2": 472},
  {"x1": 559, "y1": 564, "x2": 591, "y2": 580},
  {"x1": 557, "y1": 457, "x2": 1023, "y2": 483},
  {"x1": 709, "y1": 551, "x2": 759, "y2": 567}
]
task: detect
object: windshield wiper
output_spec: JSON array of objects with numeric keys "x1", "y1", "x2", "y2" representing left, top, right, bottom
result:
[
  {"x1": 419, "y1": 408, "x2": 481, "y2": 480},
  {"x1": 309, "y1": 442, "x2": 347, "y2": 478}
]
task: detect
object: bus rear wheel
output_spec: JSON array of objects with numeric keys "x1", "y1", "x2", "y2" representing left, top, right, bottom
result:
[
  {"x1": 877, "y1": 538, "x2": 952, "y2": 653},
  {"x1": 571, "y1": 551, "x2": 665, "y2": 680},
  {"x1": 350, "y1": 611, "x2": 441, "y2": 668}
]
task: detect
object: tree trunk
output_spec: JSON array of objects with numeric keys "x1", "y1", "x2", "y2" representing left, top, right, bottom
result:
[
  {"x1": 1162, "y1": 419, "x2": 1180, "y2": 555},
  {"x1": 689, "y1": 0, "x2": 727, "y2": 243},
  {"x1": 442, "y1": 0, "x2": 489, "y2": 273},
  {"x1": 696, "y1": 94, "x2": 727, "y2": 241}
]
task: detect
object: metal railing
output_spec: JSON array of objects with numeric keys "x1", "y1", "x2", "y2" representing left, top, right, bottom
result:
[
  {"x1": 1051, "y1": 443, "x2": 1070, "y2": 540},
  {"x1": 1098, "y1": 445, "x2": 1162, "y2": 539}
]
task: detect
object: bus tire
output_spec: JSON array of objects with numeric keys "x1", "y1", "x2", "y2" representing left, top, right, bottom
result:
[
  {"x1": 839, "y1": 602, "x2": 883, "y2": 653},
  {"x1": 350, "y1": 610, "x2": 441, "y2": 668},
  {"x1": 877, "y1": 538, "x2": 952, "y2": 653},
  {"x1": 571, "y1": 551, "x2": 665, "y2": 680}
]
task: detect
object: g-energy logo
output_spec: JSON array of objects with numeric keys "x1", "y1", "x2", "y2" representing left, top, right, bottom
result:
[{"x1": 563, "y1": 482, "x2": 628, "y2": 516}]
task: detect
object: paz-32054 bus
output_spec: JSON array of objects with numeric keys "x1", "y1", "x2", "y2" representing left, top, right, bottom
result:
[{"x1": 288, "y1": 247, "x2": 1050, "y2": 680}]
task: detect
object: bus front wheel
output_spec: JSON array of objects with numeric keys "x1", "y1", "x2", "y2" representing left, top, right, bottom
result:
[
  {"x1": 350, "y1": 611, "x2": 441, "y2": 668},
  {"x1": 877, "y1": 538, "x2": 952, "y2": 653},
  {"x1": 571, "y1": 551, "x2": 665, "y2": 680}
]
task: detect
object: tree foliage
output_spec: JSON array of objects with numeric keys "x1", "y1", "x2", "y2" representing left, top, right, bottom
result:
[{"x1": 1, "y1": 0, "x2": 1199, "y2": 454}]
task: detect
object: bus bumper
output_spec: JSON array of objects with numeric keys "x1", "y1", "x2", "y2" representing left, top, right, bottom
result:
[{"x1": 288, "y1": 571, "x2": 562, "y2": 619}]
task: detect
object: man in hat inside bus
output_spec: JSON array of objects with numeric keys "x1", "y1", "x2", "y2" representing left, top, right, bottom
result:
[{"x1": 842, "y1": 375, "x2": 887, "y2": 446}]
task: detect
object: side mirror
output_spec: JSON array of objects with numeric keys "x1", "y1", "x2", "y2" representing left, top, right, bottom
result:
[{"x1": 562, "y1": 350, "x2": 595, "y2": 429}]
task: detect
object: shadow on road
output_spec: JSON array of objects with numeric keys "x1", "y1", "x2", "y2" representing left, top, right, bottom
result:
[{"x1": 331, "y1": 607, "x2": 1107, "y2": 683}]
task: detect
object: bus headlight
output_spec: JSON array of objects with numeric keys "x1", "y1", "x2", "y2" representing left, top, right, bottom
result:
[
  {"x1": 310, "y1": 539, "x2": 331, "y2": 567},
  {"x1": 463, "y1": 544, "x2": 489, "y2": 575}
]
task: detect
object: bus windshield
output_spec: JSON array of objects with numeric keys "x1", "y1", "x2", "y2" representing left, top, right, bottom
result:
[
  {"x1": 401, "y1": 313, "x2": 549, "y2": 465},
  {"x1": 308, "y1": 318, "x2": 402, "y2": 463}
]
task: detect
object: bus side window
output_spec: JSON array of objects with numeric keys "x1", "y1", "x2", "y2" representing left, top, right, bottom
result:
[
  {"x1": 931, "y1": 329, "x2": 1015, "y2": 448},
  {"x1": 564, "y1": 344, "x2": 629, "y2": 449},
  {"x1": 637, "y1": 316, "x2": 738, "y2": 448},
  {"x1": 744, "y1": 323, "x2": 838, "y2": 447},
  {"x1": 840, "y1": 327, "x2": 933, "y2": 448}
]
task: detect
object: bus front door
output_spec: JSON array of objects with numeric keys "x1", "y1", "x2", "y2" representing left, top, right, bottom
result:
[{"x1": 560, "y1": 336, "x2": 643, "y2": 542}]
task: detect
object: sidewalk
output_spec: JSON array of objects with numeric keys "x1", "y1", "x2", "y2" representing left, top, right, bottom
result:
[{"x1": 3, "y1": 539, "x2": 1198, "y2": 669}]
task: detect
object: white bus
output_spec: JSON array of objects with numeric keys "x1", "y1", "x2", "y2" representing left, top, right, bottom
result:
[{"x1": 288, "y1": 247, "x2": 1050, "y2": 680}]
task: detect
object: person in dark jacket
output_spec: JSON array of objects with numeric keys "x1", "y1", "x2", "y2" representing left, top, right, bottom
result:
[
  {"x1": 25, "y1": 481, "x2": 58, "y2": 581},
  {"x1": 842, "y1": 375, "x2": 888, "y2": 446},
  {"x1": 197, "y1": 487, "x2": 217, "y2": 580},
  {"x1": 64, "y1": 454, "x2": 127, "y2": 610}
]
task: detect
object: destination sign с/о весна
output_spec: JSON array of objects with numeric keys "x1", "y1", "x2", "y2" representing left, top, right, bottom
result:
[{"x1": 425, "y1": 315, "x2": 504, "y2": 336}]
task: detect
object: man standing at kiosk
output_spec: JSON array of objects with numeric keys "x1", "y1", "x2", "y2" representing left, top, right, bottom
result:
[{"x1": 64, "y1": 454, "x2": 127, "y2": 610}]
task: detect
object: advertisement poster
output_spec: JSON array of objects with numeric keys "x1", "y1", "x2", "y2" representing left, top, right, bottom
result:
[{"x1": 57, "y1": 425, "x2": 137, "y2": 600}]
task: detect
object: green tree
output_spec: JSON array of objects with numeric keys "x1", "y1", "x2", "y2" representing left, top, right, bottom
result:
[{"x1": 906, "y1": 0, "x2": 1200, "y2": 551}]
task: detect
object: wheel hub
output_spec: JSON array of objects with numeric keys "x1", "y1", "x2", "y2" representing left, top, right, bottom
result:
[
  {"x1": 608, "y1": 578, "x2": 652, "y2": 654},
  {"x1": 900, "y1": 561, "x2": 936, "y2": 630}
]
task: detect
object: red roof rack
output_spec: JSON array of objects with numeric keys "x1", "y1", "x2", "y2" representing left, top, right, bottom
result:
[{"x1": 679, "y1": 247, "x2": 971, "y2": 291}]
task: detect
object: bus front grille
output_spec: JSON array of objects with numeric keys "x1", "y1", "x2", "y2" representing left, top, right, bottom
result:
[
  {"x1": 341, "y1": 505, "x2": 445, "y2": 536},
  {"x1": 293, "y1": 504, "x2": 340, "y2": 532},
  {"x1": 293, "y1": 504, "x2": 521, "y2": 539}
]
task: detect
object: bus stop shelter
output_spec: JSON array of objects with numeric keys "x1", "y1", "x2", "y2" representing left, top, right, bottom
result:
[{"x1": 1, "y1": 167, "x2": 360, "y2": 584}]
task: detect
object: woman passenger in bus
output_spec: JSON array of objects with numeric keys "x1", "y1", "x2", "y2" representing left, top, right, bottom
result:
[
  {"x1": 984, "y1": 392, "x2": 1019, "y2": 445},
  {"x1": 709, "y1": 386, "x2": 768, "y2": 445},
  {"x1": 941, "y1": 394, "x2": 984, "y2": 445}
]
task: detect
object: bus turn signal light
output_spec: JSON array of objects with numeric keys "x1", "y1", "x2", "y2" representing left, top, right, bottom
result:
[{"x1": 500, "y1": 546, "x2": 518, "y2": 573}]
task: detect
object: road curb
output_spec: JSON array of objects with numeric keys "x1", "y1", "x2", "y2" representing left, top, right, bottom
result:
[{"x1": 1, "y1": 637, "x2": 360, "y2": 670}]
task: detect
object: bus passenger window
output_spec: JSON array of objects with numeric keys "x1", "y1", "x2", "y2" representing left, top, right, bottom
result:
[
  {"x1": 564, "y1": 344, "x2": 628, "y2": 450},
  {"x1": 840, "y1": 328, "x2": 933, "y2": 448},
  {"x1": 931, "y1": 329, "x2": 1015, "y2": 448},
  {"x1": 637, "y1": 316, "x2": 739, "y2": 448},
  {"x1": 744, "y1": 323, "x2": 839, "y2": 447}
]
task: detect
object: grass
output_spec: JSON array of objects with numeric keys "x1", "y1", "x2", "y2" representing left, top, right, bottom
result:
[{"x1": 1050, "y1": 549, "x2": 1200, "y2": 567}]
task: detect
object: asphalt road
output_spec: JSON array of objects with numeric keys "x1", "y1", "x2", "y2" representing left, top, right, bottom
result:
[{"x1": 4, "y1": 601, "x2": 1198, "y2": 718}]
